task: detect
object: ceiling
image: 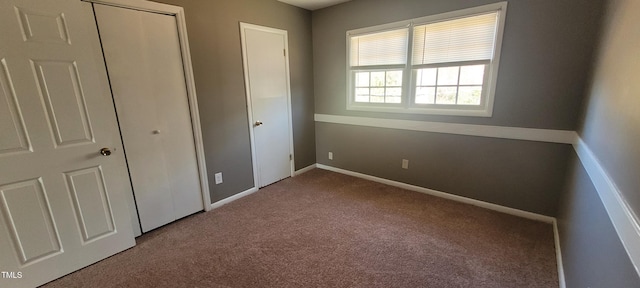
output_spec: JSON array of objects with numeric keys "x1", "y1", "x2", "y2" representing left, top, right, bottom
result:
[{"x1": 277, "y1": 0, "x2": 352, "y2": 11}]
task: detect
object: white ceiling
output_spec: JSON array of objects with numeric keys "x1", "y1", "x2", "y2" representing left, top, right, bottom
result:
[{"x1": 277, "y1": 0, "x2": 352, "y2": 11}]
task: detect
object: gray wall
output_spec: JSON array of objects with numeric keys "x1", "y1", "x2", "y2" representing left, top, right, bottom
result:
[
  {"x1": 577, "y1": 0, "x2": 640, "y2": 215},
  {"x1": 558, "y1": 0, "x2": 640, "y2": 286},
  {"x1": 313, "y1": 0, "x2": 604, "y2": 129},
  {"x1": 312, "y1": 0, "x2": 604, "y2": 216},
  {"x1": 151, "y1": 0, "x2": 316, "y2": 203},
  {"x1": 317, "y1": 123, "x2": 571, "y2": 215},
  {"x1": 558, "y1": 153, "x2": 640, "y2": 287}
]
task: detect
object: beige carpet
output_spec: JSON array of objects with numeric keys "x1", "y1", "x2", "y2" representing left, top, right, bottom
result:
[{"x1": 43, "y1": 169, "x2": 558, "y2": 287}]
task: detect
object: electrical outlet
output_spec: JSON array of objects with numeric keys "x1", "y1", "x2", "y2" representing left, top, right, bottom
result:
[
  {"x1": 402, "y1": 159, "x2": 409, "y2": 169},
  {"x1": 328, "y1": 152, "x2": 333, "y2": 160},
  {"x1": 214, "y1": 172, "x2": 223, "y2": 184}
]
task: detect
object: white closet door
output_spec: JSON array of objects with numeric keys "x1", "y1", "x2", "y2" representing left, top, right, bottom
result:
[{"x1": 95, "y1": 5, "x2": 203, "y2": 232}]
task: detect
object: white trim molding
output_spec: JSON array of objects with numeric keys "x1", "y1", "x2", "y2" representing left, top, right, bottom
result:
[
  {"x1": 573, "y1": 138, "x2": 640, "y2": 276},
  {"x1": 210, "y1": 187, "x2": 259, "y2": 210},
  {"x1": 315, "y1": 114, "x2": 577, "y2": 144},
  {"x1": 294, "y1": 164, "x2": 317, "y2": 176},
  {"x1": 553, "y1": 220, "x2": 566, "y2": 288},
  {"x1": 83, "y1": 0, "x2": 180, "y2": 15}
]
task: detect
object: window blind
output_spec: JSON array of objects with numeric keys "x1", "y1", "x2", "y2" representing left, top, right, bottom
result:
[
  {"x1": 412, "y1": 12, "x2": 499, "y2": 65},
  {"x1": 350, "y1": 28, "x2": 409, "y2": 67}
]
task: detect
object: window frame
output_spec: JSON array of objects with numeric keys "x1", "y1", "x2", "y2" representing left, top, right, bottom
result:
[
  {"x1": 352, "y1": 69, "x2": 405, "y2": 105},
  {"x1": 346, "y1": 2, "x2": 508, "y2": 117},
  {"x1": 410, "y1": 60, "x2": 491, "y2": 108}
]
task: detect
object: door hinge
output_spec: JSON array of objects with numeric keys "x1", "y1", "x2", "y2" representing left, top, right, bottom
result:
[
  {"x1": 289, "y1": 154, "x2": 292, "y2": 160},
  {"x1": 283, "y1": 49, "x2": 286, "y2": 57}
]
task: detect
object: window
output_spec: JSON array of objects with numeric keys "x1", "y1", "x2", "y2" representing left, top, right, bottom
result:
[
  {"x1": 346, "y1": 2, "x2": 507, "y2": 116},
  {"x1": 355, "y1": 70, "x2": 403, "y2": 103},
  {"x1": 350, "y1": 28, "x2": 408, "y2": 105}
]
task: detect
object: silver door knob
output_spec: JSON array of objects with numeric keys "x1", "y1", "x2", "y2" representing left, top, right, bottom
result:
[
  {"x1": 254, "y1": 121, "x2": 263, "y2": 127},
  {"x1": 100, "y1": 148, "x2": 112, "y2": 156}
]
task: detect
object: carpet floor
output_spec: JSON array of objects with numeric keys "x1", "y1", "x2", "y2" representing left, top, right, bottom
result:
[{"x1": 43, "y1": 169, "x2": 558, "y2": 287}]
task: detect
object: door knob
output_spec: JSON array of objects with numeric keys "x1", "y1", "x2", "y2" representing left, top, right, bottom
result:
[
  {"x1": 100, "y1": 148, "x2": 112, "y2": 156},
  {"x1": 254, "y1": 121, "x2": 263, "y2": 127}
]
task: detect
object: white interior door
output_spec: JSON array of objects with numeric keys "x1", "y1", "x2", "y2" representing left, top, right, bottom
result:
[
  {"x1": 240, "y1": 23, "x2": 294, "y2": 188},
  {"x1": 0, "y1": 1, "x2": 135, "y2": 287},
  {"x1": 95, "y1": 5, "x2": 204, "y2": 233}
]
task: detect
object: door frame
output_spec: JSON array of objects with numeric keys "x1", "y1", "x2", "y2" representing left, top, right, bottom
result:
[
  {"x1": 84, "y1": 0, "x2": 212, "y2": 215},
  {"x1": 239, "y1": 22, "x2": 295, "y2": 188}
]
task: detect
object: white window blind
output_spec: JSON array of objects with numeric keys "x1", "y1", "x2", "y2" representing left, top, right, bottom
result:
[
  {"x1": 350, "y1": 28, "x2": 409, "y2": 67},
  {"x1": 412, "y1": 12, "x2": 499, "y2": 65}
]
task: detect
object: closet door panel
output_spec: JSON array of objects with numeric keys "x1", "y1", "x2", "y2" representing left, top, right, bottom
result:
[
  {"x1": 144, "y1": 12, "x2": 203, "y2": 220},
  {"x1": 95, "y1": 5, "x2": 202, "y2": 232}
]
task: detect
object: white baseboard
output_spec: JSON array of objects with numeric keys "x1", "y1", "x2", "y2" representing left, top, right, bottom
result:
[
  {"x1": 206, "y1": 163, "x2": 318, "y2": 211},
  {"x1": 210, "y1": 187, "x2": 259, "y2": 210},
  {"x1": 316, "y1": 164, "x2": 555, "y2": 223},
  {"x1": 294, "y1": 164, "x2": 317, "y2": 176},
  {"x1": 553, "y1": 220, "x2": 566, "y2": 288}
]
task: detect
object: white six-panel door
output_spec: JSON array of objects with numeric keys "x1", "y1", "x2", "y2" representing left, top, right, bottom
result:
[
  {"x1": 240, "y1": 23, "x2": 294, "y2": 188},
  {"x1": 0, "y1": 1, "x2": 135, "y2": 287},
  {"x1": 94, "y1": 4, "x2": 204, "y2": 233}
]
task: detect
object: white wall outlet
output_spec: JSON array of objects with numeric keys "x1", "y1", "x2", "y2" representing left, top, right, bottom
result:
[
  {"x1": 328, "y1": 152, "x2": 333, "y2": 160},
  {"x1": 214, "y1": 172, "x2": 223, "y2": 184},
  {"x1": 402, "y1": 159, "x2": 409, "y2": 169}
]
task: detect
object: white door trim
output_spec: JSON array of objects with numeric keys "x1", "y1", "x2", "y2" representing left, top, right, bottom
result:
[
  {"x1": 240, "y1": 22, "x2": 295, "y2": 188},
  {"x1": 83, "y1": 0, "x2": 180, "y2": 15},
  {"x1": 85, "y1": 0, "x2": 211, "y2": 211}
]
